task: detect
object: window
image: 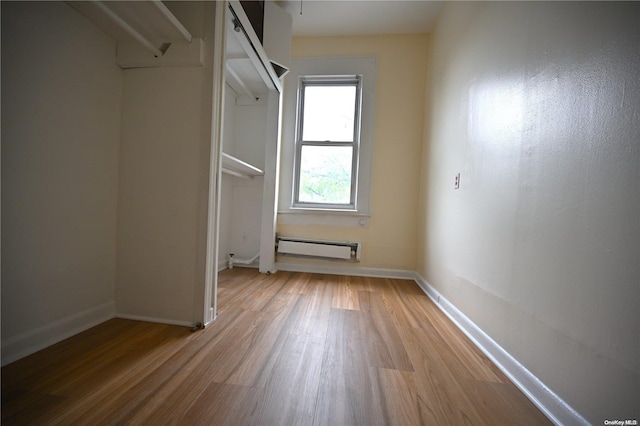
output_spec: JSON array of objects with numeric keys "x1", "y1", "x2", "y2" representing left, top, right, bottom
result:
[
  {"x1": 278, "y1": 56, "x2": 376, "y2": 226},
  {"x1": 294, "y1": 76, "x2": 362, "y2": 209}
]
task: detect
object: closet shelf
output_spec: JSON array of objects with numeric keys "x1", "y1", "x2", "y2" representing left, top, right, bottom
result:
[
  {"x1": 67, "y1": 1, "x2": 192, "y2": 57},
  {"x1": 222, "y1": 153, "x2": 264, "y2": 179},
  {"x1": 226, "y1": 58, "x2": 264, "y2": 99}
]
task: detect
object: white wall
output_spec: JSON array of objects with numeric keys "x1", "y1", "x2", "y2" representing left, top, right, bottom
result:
[
  {"x1": 218, "y1": 174, "x2": 264, "y2": 266},
  {"x1": 1, "y1": 2, "x2": 122, "y2": 362},
  {"x1": 419, "y1": 2, "x2": 640, "y2": 423},
  {"x1": 116, "y1": 67, "x2": 205, "y2": 324},
  {"x1": 232, "y1": 102, "x2": 268, "y2": 171},
  {"x1": 229, "y1": 176, "x2": 264, "y2": 261}
]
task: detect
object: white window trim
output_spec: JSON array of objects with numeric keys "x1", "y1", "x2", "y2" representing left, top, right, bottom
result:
[
  {"x1": 294, "y1": 75, "x2": 362, "y2": 209},
  {"x1": 278, "y1": 56, "x2": 377, "y2": 227}
]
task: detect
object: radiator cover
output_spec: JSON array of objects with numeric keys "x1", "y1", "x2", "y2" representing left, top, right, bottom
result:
[{"x1": 276, "y1": 236, "x2": 361, "y2": 261}]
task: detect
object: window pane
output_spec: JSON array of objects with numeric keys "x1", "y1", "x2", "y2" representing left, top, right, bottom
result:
[
  {"x1": 302, "y1": 85, "x2": 356, "y2": 142},
  {"x1": 298, "y1": 145, "x2": 352, "y2": 204}
]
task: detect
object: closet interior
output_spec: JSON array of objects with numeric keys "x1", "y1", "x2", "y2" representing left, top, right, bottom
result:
[{"x1": 215, "y1": 2, "x2": 290, "y2": 281}]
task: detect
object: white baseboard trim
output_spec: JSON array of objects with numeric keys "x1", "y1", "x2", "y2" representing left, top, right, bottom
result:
[
  {"x1": 114, "y1": 313, "x2": 193, "y2": 328},
  {"x1": 413, "y1": 273, "x2": 588, "y2": 426},
  {"x1": 275, "y1": 262, "x2": 415, "y2": 280},
  {"x1": 1, "y1": 301, "x2": 116, "y2": 367}
]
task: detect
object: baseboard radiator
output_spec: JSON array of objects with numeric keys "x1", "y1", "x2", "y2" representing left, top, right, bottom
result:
[{"x1": 276, "y1": 236, "x2": 361, "y2": 262}]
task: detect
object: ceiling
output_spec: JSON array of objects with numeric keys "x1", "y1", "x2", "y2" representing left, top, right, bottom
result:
[{"x1": 277, "y1": 0, "x2": 443, "y2": 37}]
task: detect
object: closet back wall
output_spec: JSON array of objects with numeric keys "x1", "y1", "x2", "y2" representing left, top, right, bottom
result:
[{"x1": 217, "y1": 87, "x2": 267, "y2": 269}]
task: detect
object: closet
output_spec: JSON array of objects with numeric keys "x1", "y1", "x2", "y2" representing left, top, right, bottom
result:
[
  {"x1": 67, "y1": 0, "x2": 290, "y2": 327},
  {"x1": 216, "y1": 1, "x2": 291, "y2": 276}
]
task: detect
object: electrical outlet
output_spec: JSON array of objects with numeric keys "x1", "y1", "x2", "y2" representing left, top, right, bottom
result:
[{"x1": 454, "y1": 173, "x2": 460, "y2": 189}]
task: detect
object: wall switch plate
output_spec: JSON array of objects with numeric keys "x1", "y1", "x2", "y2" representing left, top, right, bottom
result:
[{"x1": 454, "y1": 172, "x2": 460, "y2": 189}]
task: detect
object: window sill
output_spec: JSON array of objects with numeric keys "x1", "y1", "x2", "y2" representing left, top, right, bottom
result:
[{"x1": 278, "y1": 209, "x2": 370, "y2": 227}]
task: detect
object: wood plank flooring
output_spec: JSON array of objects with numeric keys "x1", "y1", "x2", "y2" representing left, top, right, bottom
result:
[{"x1": 2, "y1": 269, "x2": 551, "y2": 425}]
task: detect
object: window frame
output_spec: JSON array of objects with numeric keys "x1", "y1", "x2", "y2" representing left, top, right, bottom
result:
[
  {"x1": 293, "y1": 75, "x2": 363, "y2": 210},
  {"x1": 278, "y1": 56, "x2": 377, "y2": 227}
]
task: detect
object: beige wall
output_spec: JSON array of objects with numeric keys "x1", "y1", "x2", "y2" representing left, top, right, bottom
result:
[
  {"x1": 1, "y1": 2, "x2": 121, "y2": 350},
  {"x1": 277, "y1": 34, "x2": 428, "y2": 271},
  {"x1": 419, "y1": 2, "x2": 640, "y2": 422}
]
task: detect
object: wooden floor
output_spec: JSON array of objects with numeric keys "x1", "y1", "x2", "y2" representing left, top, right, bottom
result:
[{"x1": 2, "y1": 269, "x2": 550, "y2": 425}]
